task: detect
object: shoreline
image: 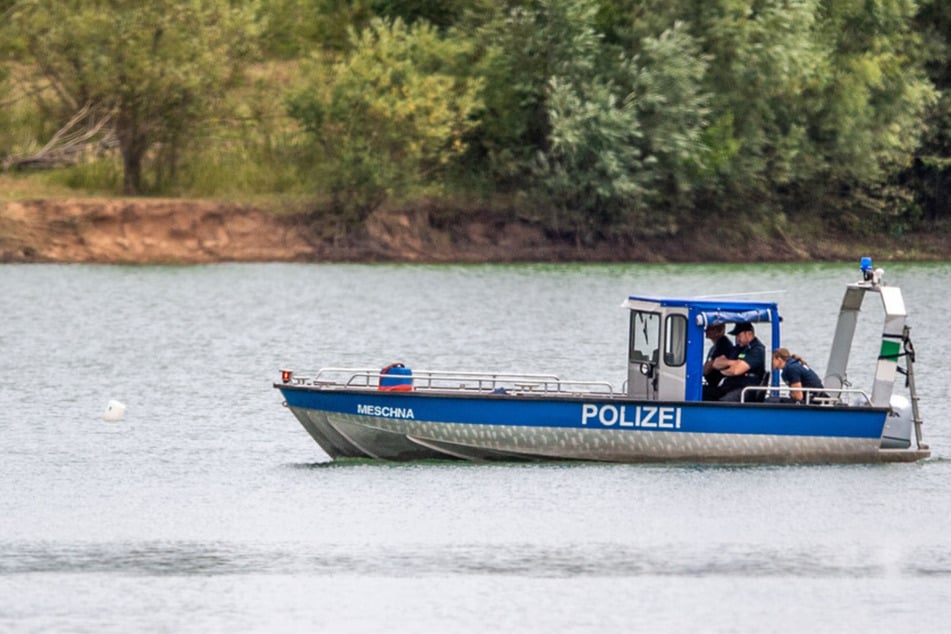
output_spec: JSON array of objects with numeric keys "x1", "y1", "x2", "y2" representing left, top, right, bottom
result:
[{"x1": 1, "y1": 198, "x2": 949, "y2": 264}]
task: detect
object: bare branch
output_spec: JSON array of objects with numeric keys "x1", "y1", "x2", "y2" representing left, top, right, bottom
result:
[{"x1": 3, "y1": 105, "x2": 116, "y2": 172}]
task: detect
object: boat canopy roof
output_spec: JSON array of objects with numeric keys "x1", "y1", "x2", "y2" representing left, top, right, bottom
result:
[{"x1": 622, "y1": 295, "x2": 778, "y2": 327}]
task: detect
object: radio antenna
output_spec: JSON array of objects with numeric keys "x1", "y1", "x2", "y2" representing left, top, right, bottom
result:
[{"x1": 696, "y1": 290, "x2": 786, "y2": 299}]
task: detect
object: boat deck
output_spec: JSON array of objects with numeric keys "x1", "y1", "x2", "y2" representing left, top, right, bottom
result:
[
  {"x1": 279, "y1": 367, "x2": 878, "y2": 406},
  {"x1": 281, "y1": 367, "x2": 619, "y2": 397}
]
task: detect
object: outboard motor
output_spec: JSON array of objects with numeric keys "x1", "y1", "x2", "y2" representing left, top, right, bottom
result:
[{"x1": 882, "y1": 395, "x2": 913, "y2": 449}]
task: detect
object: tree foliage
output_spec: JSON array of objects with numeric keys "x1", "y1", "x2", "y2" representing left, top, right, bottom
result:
[
  {"x1": 911, "y1": 0, "x2": 951, "y2": 224},
  {"x1": 536, "y1": 77, "x2": 649, "y2": 240},
  {"x1": 816, "y1": 0, "x2": 936, "y2": 183},
  {"x1": 529, "y1": 5, "x2": 701, "y2": 237},
  {"x1": 9, "y1": 0, "x2": 257, "y2": 194},
  {"x1": 630, "y1": 22, "x2": 712, "y2": 208},
  {"x1": 369, "y1": 0, "x2": 465, "y2": 29},
  {"x1": 288, "y1": 17, "x2": 482, "y2": 222},
  {"x1": 463, "y1": 0, "x2": 615, "y2": 185},
  {"x1": 688, "y1": 0, "x2": 830, "y2": 208},
  {"x1": 1, "y1": 0, "x2": 948, "y2": 235},
  {"x1": 251, "y1": 0, "x2": 376, "y2": 56}
]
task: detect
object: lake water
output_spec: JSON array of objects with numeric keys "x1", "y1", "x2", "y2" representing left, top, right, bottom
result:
[{"x1": 2, "y1": 262, "x2": 950, "y2": 633}]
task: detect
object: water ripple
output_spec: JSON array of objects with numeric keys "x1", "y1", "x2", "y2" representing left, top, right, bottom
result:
[{"x1": 3, "y1": 541, "x2": 949, "y2": 578}]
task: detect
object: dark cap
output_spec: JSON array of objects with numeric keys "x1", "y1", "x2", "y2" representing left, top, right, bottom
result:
[{"x1": 729, "y1": 322, "x2": 754, "y2": 335}]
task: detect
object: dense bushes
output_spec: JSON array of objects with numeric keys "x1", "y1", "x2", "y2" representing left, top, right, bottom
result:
[{"x1": 0, "y1": 0, "x2": 948, "y2": 239}]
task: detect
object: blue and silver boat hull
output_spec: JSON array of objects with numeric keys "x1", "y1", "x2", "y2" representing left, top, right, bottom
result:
[{"x1": 279, "y1": 387, "x2": 925, "y2": 463}]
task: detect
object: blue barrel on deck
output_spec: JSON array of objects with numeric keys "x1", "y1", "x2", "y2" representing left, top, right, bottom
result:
[{"x1": 379, "y1": 364, "x2": 413, "y2": 391}]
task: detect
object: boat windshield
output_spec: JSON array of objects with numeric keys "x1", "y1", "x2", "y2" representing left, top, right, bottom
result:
[{"x1": 630, "y1": 311, "x2": 660, "y2": 364}]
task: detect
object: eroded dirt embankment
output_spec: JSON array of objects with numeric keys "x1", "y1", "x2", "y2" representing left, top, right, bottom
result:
[
  {"x1": 0, "y1": 198, "x2": 948, "y2": 263},
  {"x1": 0, "y1": 199, "x2": 316, "y2": 264},
  {"x1": 0, "y1": 198, "x2": 572, "y2": 263}
]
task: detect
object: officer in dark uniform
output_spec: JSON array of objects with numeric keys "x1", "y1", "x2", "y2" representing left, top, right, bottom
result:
[
  {"x1": 713, "y1": 322, "x2": 766, "y2": 402},
  {"x1": 772, "y1": 348, "x2": 827, "y2": 403},
  {"x1": 702, "y1": 323, "x2": 734, "y2": 401}
]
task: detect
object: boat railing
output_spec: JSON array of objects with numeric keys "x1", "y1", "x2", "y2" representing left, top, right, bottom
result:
[
  {"x1": 288, "y1": 367, "x2": 616, "y2": 395},
  {"x1": 740, "y1": 385, "x2": 872, "y2": 406}
]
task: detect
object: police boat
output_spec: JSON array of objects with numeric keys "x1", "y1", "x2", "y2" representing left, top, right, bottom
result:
[{"x1": 275, "y1": 259, "x2": 930, "y2": 463}]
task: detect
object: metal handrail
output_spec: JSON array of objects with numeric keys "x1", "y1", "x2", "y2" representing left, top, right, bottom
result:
[
  {"x1": 288, "y1": 367, "x2": 615, "y2": 395},
  {"x1": 740, "y1": 385, "x2": 872, "y2": 405}
]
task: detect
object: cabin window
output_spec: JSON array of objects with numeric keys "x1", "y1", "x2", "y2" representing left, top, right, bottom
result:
[
  {"x1": 664, "y1": 315, "x2": 687, "y2": 367},
  {"x1": 630, "y1": 311, "x2": 660, "y2": 364}
]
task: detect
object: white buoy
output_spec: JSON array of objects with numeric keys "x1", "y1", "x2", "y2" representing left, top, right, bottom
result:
[{"x1": 103, "y1": 399, "x2": 126, "y2": 422}]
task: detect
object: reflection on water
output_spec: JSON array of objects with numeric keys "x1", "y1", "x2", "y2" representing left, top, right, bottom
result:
[
  {"x1": 4, "y1": 541, "x2": 951, "y2": 578},
  {"x1": 2, "y1": 262, "x2": 951, "y2": 633}
]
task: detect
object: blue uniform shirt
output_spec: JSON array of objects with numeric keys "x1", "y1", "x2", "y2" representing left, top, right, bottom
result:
[
  {"x1": 721, "y1": 337, "x2": 766, "y2": 391},
  {"x1": 781, "y1": 357, "x2": 824, "y2": 391}
]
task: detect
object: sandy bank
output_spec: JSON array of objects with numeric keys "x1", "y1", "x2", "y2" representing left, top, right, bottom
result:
[{"x1": 0, "y1": 198, "x2": 948, "y2": 264}]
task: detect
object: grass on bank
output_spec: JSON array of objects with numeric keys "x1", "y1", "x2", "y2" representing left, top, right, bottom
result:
[
  {"x1": 0, "y1": 58, "x2": 320, "y2": 210},
  {"x1": 0, "y1": 143, "x2": 315, "y2": 213},
  {"x1": 0, "y1": 164, "x2": 318, "y2": 215}
]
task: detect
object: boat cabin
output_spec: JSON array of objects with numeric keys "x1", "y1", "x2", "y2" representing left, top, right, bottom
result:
[{"x1": 621, "y1": 296, "x2": 781, "y2": 402}]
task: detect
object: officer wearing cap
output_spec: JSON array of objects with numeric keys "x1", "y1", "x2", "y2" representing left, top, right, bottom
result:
[{"x1": 712, "y1": 322, "x2": 766, "y2": 402}]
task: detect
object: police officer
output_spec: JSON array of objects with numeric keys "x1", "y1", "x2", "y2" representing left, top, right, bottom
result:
[
  {"x1": 713, "y1": 322, "x2": 766, "y2": 402},
  {"x1": 772, "y1": 348, "x2": 826, "y2": 403},
  {"x1": 702, "y1": 323, "x2": 734, "y2": 401}
]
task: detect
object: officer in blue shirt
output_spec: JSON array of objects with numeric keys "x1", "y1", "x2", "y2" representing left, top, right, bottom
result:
[
  {"x1": 772, "y1": 348, "x2": 826, "y2": 403},
  {"x1": 713, "y1": 322, "x2": 766, "y2": 402}
]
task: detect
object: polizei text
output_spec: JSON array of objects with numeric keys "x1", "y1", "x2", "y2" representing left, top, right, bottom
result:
[
  {"x1": 357, "y1": 403, "x2": 415, "y2": 419},
  {"x1": 581, "y1": 404, "x2": 682, "y2": 429}
]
